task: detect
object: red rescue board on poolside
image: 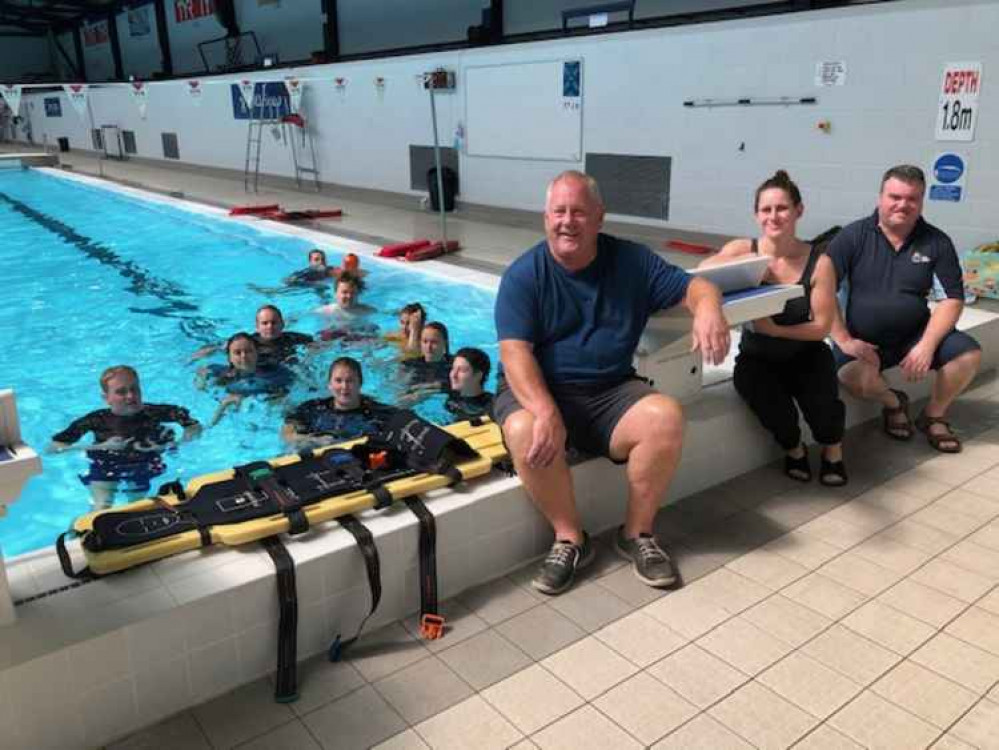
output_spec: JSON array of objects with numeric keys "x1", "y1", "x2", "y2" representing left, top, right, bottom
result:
[
  {"x1": 263, "y1": 209, "x2": 343, "y2": 221},
  {"x1": 405, "y1": 240, "x2": 461, "y2": 262},
  {"x1": 229, "y1": 204, "x2": 281, "y2": 216},
  {"x1": 377, "y1": 240, "x2": 432, "y2": 258}
]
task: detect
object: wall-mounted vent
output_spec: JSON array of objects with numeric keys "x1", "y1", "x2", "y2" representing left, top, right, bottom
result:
[
  {"x1": 91, "y1": 129, "x2": 103, "y2": 151},
  {"x1": 409, "y1": 145, "x2": 459, "y2": 191},
  {"x1": 122, "y1": 130, "x2": 137, "y2": 155},
  {"x1": 585, "y1": 153, "x2": 671, "y2": 221},
  {"x1": 162, "y1": 132, "x2": 179, "y2": 160}
]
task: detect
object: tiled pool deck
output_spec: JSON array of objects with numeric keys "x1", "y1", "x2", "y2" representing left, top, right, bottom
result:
[{"x1": 104, "y1": 373, "x2": 999, "y2": 750}]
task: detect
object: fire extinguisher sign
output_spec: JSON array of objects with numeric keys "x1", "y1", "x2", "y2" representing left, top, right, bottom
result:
[{"x1": 935, "y1": 62, "x2": 982, "y2": 142}]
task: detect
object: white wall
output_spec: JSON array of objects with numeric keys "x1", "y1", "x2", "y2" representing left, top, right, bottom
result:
[{"x1": 22, "y1": 0, "x2": 999, "y2": 254}]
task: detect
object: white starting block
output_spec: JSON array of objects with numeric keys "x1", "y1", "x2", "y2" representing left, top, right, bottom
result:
[
  {"x1": 636, "y1": 285, "x2": 804, "y2": 401},
  {"x1": 0, "y1": 389, "x2": 43, "y2": 625}
]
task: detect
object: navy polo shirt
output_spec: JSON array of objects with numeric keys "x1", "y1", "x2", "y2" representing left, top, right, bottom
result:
[
  {"x1": 495, "y1": 233, "x2": 691, "y2": 385},
  {"x1": 828, "y1": 211, "x2": 964, "y2": 347}
]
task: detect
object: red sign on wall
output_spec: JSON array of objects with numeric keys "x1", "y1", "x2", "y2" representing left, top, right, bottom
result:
[
  {"x1": 175, "y1": 0, "x2": 215, "y2": 23},
  {"x1": 83, "y1": 22, "x2": 109, "y2": 47}
]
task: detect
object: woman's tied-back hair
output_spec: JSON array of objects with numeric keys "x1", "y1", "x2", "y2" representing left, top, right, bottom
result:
[
  {"x1": 225, "y1": 332, "x2": 257, "y2": 360},
  {"x1": 401, "y1": 302, "x2": 426, "y2": 317},
  {"x1": 754, "y1": 169, "x2": 802, "y2": 211},
  {"x1": 454, "y1": 347, "x2": 491, "y2": 383},
  {"x1": 99, "y1": 365, "x2": 139, "y2": 392},
  {"x1": 328, "y1": 356, "x2": 363, "y2": 385},
  {"x1": 424, "y1": 321, "x2": 450, "y2": 355}
]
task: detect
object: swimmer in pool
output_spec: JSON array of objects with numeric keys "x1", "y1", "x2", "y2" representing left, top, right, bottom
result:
[
  {"x1": 314, "y1": 273, "x2": 380, "y2": 343},
  {"x1": 400, "y1": 321, "x2": 454, "y2": 397},
  {"x1": 285, "y1": 248, "x2": 335, "y2": 286},
  {"x1": 281, "y1": 357, "x2": 397, "y2": 448},
  {"x1": 48, "y1": 365, "x2": 202, "y2": 510},
  {"x1": 197, "y1": 332, "x2": 294, "y2": 425},
  {"x1": 445, "y1": 347, "x2": 495, "y2": 422},
  {"x1": 190, "y1": 304, "x2": 313, "y2": 366},
  {"x1": 384, "y1": 302, "x2": 425, "y2": 359}
]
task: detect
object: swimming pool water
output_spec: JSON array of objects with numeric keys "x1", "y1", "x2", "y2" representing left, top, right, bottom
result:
[{"x1": 0, "y1": 168, "x2": 498, "y2": 557}]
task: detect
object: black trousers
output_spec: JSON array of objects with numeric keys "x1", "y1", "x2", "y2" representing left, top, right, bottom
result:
[{"x1": 733, "y1": 342, "x2": 845, "y2": 451}]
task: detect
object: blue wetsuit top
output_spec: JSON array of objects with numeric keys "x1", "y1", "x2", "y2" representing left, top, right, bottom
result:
[
  {"x1": 495, "y1": 233, "x2": 691, "y2": 385},
  {"x1": 205, "y1": 363, "x2": 294, "y2": 396},
  {"x1": 402, "y1": 355, "x2": 453, "y2": 390},
  {"x1": 251, "y1": 331, "x2": 313, "y2": 367},
  {"x1": 828, "y1": 211, "x2": 964, "y2": 347},
  {"x1": 285, "y1": 396, "x2": 397, "y2": 442},
  {"x1": 445, "y1": 392, "x2": 494, "y2": 421}
]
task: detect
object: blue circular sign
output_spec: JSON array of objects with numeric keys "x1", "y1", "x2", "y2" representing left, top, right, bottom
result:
[{"x1": 934, "y1": 153, "x2": 964, "y2": 184}]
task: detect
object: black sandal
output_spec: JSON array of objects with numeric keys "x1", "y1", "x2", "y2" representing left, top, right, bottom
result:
[
  {"x1": 915, "y1": 412, "x2": 963, "y2": 453},
  {"x1": 784, "y1": 444, "x2": 811, "y2": 482},
  {"x1": 882, "y1": 389, "x2": 913, "y2": 441},
  {"x1": 819, "y1": 458, "x2": 848, "y2": 487}
]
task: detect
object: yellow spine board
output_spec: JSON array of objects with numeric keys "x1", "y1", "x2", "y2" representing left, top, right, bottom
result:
[{"x1": 77, "y1": 420, "x2": 506, "y2": 575}]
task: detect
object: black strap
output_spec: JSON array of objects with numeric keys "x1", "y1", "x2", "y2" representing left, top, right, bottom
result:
[
  {"x1": 157, "y1": 480, "x2": 186, "y2": 501},
  {"x1": 260, "y1": 536, "x2": 299, "y2": 704},
  {"x1": 329, "y1": 514, "x2": 381, "y2": 661},
  {"x1": 56, "y1": 532, "x2": 95, "y2": 581},
  {"x1": 367, "y1": 483, "x2": 393, "y2": 510},
  {"x1": 403, "y1": 495, "x2": 439, "y2": 623},
  {"x1": 285, "y1": 508, "x2": 310, "y2": 535}
]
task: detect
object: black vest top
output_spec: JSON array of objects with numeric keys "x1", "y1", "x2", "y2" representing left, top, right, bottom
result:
[{"x1": 739, "y1": 241, "x2": 822, "y2": 360}]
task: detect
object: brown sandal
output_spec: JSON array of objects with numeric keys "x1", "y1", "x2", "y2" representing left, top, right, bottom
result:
[
  {"x1": 882, "y1": 389, "x2": 913, "y2": 441},
  {"x1": 915, "y1": 412, "x2": 962, "y2": 453}
]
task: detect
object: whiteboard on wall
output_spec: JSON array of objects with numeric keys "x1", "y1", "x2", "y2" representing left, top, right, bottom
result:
[{"x1": 464, "y1": 59, "x2": 583, "y2": 162}]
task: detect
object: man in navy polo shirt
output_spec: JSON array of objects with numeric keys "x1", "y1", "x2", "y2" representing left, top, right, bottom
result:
[
  {"x1": 494, "y1": 171, "x2": 729, "y2": 595},
  {"x1": 829, "y1": 164, "x2": 981, "y2": 453}
]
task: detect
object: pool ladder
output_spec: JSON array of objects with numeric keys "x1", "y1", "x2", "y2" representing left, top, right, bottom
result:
[{"x1": 243, "y1": 101, "x2": 321, "y2": 193}]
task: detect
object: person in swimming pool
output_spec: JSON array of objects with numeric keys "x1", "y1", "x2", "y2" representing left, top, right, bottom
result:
[
  {"x1": 314, "y1": 273, "x2": 380, "y2": 343},
  {"x1": 197, "y1": 332, "x2": 294, "y2": 425},
  {"x1": 401, "y1": 321, "x2": 454, "y2": 395},
  {"x1": 48, "y1": 365, "x2": 202, "y2": 510},
  {"x1": 445, "y1": 347, "x2": 494, "y2": 422},
  {"x1": 190, "y1": 305, "x2": 313, "y2": 366},
  {"x1": 282, "y1": 357, "x2": 397, "y2": 447},
  {"x1": 284, "y1": 248, "x2": 334, "y2": 286},
  {"x1": 384, "y1": 302, "x2": 426, "y2": 359}
]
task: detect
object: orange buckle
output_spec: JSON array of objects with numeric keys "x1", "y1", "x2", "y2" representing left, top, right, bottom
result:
[
  {"x1": 420, "y1": 613, "x2": 446, "y2": 640},
  {"x1": 368, "y1": 450, "x2": 389, "y2": 470}
]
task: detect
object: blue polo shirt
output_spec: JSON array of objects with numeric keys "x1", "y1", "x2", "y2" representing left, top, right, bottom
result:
[
  {"x1": 828, "y1": 211, "x2": 964, "y2": 346},
  {"x1": 495, "y1": 233, "x2": 691, "y2": 385}
]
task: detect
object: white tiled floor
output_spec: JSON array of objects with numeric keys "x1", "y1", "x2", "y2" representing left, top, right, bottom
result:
[
  {"x1": 105, "y1": 363, "x2": 999, "y2": 750},
  {"x1": 7, "y1": 147, "x2": 999, "y2": 749}
]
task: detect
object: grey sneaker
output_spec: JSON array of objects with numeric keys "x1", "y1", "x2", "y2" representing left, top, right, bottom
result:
[
  {"x1": 532, "y1": 533, "x2": 595, "y2": 596},
  {"x1": 614, "y1": 527, "x2": 679, "y2": 588}
]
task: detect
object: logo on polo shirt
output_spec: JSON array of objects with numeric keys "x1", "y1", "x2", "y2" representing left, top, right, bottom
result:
[{"x1": 911, "y1": 251, "x2": 931, "y2": 264}]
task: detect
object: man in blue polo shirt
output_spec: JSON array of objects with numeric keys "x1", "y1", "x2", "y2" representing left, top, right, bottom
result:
[
  {"x1": 829, "y1": 164, "x2": 981, "y2": 453},
  {"x1": 494, "y1": 170, "x2": 729, "y2": 595}
]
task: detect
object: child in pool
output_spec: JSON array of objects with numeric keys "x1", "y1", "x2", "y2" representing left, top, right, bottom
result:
[{"x1": 49, "y1": 365, "x2": 201, "y2": 510}]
